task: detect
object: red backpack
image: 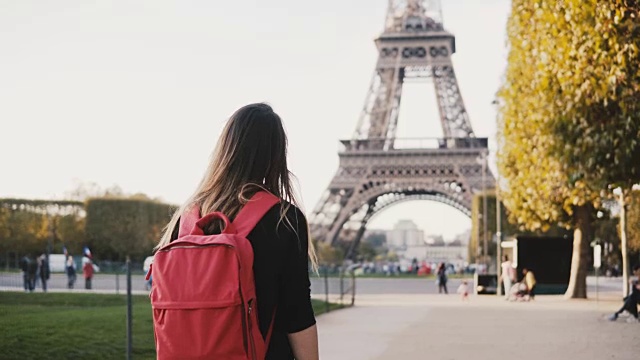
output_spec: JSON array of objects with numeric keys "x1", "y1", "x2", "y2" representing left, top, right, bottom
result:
[{"x1": 148, "y1": 191, "x2": 280, "y2": 360}]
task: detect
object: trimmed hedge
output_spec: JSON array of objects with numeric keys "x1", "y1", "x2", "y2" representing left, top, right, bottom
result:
[
  {"x1": 85, "y1": 198, "x2": 176, "y2": 262},
  {"x1": 0, "y1": 199, "x2": 84, "y2": 263},
  {"x1": 0, "y1": 197, "x2": 177, "y2": 265}
]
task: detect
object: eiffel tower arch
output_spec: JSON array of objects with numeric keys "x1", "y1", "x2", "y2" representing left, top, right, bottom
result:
[{"x1": 309, "y1": 0, "x2": 495, "y2": 252}]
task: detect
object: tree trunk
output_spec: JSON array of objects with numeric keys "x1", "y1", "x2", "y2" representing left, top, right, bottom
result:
[
  {"x1": 619, "y1": 190, "x2": 630, "y2": 297},
  {"x1": 564, "y1": 205, "x2": 593, "y2": 299}
]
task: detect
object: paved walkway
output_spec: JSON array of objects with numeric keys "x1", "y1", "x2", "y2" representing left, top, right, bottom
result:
[
  {"x1": 317, "y1": 294, "x2": 639, "y2": 360},
  {"x1": 0, "y1": 272, "x2": 471, "y2": 295},
  {"x1": 4, "y1": 272, "x2": 636, "y2": 359}
]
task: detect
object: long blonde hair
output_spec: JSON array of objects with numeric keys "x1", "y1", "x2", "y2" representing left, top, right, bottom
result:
[{"x1": 156, "y1": 103, "x2": 317, "y2": 267}]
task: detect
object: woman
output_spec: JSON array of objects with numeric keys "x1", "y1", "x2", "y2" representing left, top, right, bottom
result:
[
  {"x1": 156, "y1": 103, "x2": 319, "y2": 360},
  {"x1": 66, "y1": 255, "x2": 76, "y2": 289},
  {"x1": 37, "y1": 254, "x2": 50, "y2": 292},
  {"x1": 436, "y1": 263, "x2": 448, "y2": 294},
  {"x1": 82, "y1": 256, "x2": 94, "y2": 290}
]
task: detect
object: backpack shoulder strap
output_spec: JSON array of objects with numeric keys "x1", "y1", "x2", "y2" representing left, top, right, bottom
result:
[
  {"x1": 233, "y1": 191, "x2": 280, "y2": 238},
  {"x1": 178, "y1": 205, "x2": 201, "y2": 238}
]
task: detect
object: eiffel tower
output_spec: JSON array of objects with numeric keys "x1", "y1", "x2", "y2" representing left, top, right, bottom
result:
[{"x1": 309, "y1": 0, "x2": 494, "y2": 253}]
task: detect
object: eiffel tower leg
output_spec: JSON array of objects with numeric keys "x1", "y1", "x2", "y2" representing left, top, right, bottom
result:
[
  {"x1": 433, "y1": 65, "x2": 474, "y2": 138},
  {"x1": 354, "y1": 67, "x2": 404, "y2": 144},
  {"x1": 309, "y1": 188, "x2": 356, "y2": 244},
  {"x1": 325, "y1": 194, "x2": 366, "y2": 245},
  {"x1": 384, "y1": 72, "x2": 403, "y2": 150},
  {"x1": 344, "y1": 202, "x2": 376, "y2": 260}
]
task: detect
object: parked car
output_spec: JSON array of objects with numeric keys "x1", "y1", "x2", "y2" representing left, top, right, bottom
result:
[
  {"x1": 143, "y1": 256, "x2": 154, "y2": 273},
  {"x1": 49, "y1": 254, "x2": 99, "y2": 273},
  {"x1": 143, "y1": 256, "x2": 154, "y2": 291},
  {"x1": 48, "y1": 254, "x2": 68, "y2": 273}
]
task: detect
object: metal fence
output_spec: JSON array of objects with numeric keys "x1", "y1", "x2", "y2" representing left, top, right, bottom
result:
[
  {"x1": 1, "y1": 262, "x2": 357, "y2": 305},
  {"x1": 0, "y1": 260, "x2": 147, "y2": 293},
  {"x1": 313, "y1": 266, "x2": 356, "y2": 313}
]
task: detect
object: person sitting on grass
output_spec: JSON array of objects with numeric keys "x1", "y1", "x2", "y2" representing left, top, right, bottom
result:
[
  {"x1": 523, "y1": 268, "x2": 536, "y2": 300},
  {"x1": 608, "y1": 264, "x2": 640, "y2": 323}
]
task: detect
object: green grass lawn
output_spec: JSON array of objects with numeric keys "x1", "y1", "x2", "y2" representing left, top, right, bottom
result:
[{"x1": 0, "y1": 292, "x2": 338, "y2": 360}]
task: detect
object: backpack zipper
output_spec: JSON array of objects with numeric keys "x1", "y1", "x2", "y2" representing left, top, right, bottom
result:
[
  {"x1": 248, "y1": 299, "x2": 257, "y2": 360},
  {"x1": 158, "y1": 244, "x2": 233, "y2": 252},
  {"x1": 241, "y1": 302, "x2": 249, "y2": 356}
]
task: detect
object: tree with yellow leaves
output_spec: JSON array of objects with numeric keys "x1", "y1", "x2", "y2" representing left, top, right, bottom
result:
[{"x1": 499, "y1": 0, "x2": 640, "y2": 298}]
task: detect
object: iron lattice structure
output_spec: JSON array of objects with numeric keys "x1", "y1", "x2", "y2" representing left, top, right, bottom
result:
[{"x1": 310, "y1": 0, "x2": 494, "y2": 252}]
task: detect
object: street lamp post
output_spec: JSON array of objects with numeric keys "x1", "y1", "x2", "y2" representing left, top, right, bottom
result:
[
  {"x1": 492, "y1": 99, "x2": 502, "y2": 295},
  {"x1": 47, "y1": 216, "x2": 53, "y2": 265},
  {"x1": 482, "y1": 150, "x2": 488, "y2": 270},
  {"x1": 496, "y1": 175, "x2": 502, "y2": 296}
]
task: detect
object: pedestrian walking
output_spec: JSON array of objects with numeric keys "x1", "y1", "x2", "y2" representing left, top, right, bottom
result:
[
  {"x1": 501, "y1": 255, "x2": 516, "y2": 300},
  {"x1": 82, "y1": 255, "x2": 94, "y2": 290},
  {"x1": 19, "y1": 255, "x2": 31, "y2": 292},
  {"x1": 151, "y1": 103, "x2": 319, "y2": 360},
  {"x1": 38, "y1": 254, "x2": 50, "y2": 292},
  {"x1": 26, "y1": 256, "x2": 38, "y2": 292},
  {"x1": 66, "y1": 255, "x2": 76, "y2": 289},
  {"x1": 437, "y1": 263, "x2": 448, "y2": 294}
]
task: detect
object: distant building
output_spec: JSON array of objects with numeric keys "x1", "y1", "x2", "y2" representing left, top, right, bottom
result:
[
  {"x1": 388, "y1": 220, "x2": 425, "y2": 248},
  {"x1": 384, "y1": 220, "x2": 429, "y2": 263},
  {"x1": 426, "y1": 235, "x2": 446, "y2": 246},
  {"x1": 424, "y1": 245, "x2": 467, "y2": 266},
  {"x1": 363, "y1": 221, "x2": 469, "y2": 265}
]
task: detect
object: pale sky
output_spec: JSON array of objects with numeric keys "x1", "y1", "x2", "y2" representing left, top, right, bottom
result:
[{"x1": 0, "y1": 0, "x2": 511, "y2": 239}]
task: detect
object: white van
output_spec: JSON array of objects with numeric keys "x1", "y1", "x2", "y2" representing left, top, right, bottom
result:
[
  {"x1": 48, "y1": 254, "x2": 100, "y2": 273},
  {"x1": 48, "y1": 254, "x2": 68, "y2": 272},
  {"x1": 143, "y1": 256, "x2": 154, "y2": 273}
]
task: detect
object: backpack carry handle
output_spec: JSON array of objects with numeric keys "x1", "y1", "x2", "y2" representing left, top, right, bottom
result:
[{"x1": 191, "y1": 212, "x2": 236, "y2": 236}]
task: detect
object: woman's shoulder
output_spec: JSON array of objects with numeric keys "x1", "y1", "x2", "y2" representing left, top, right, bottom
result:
[
  {"x1": 260, "y1": 201, "x2": 308, "y2": 236},
  {"x1": 265, "y1": 200, "x2": 306, "y2": 220}
]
